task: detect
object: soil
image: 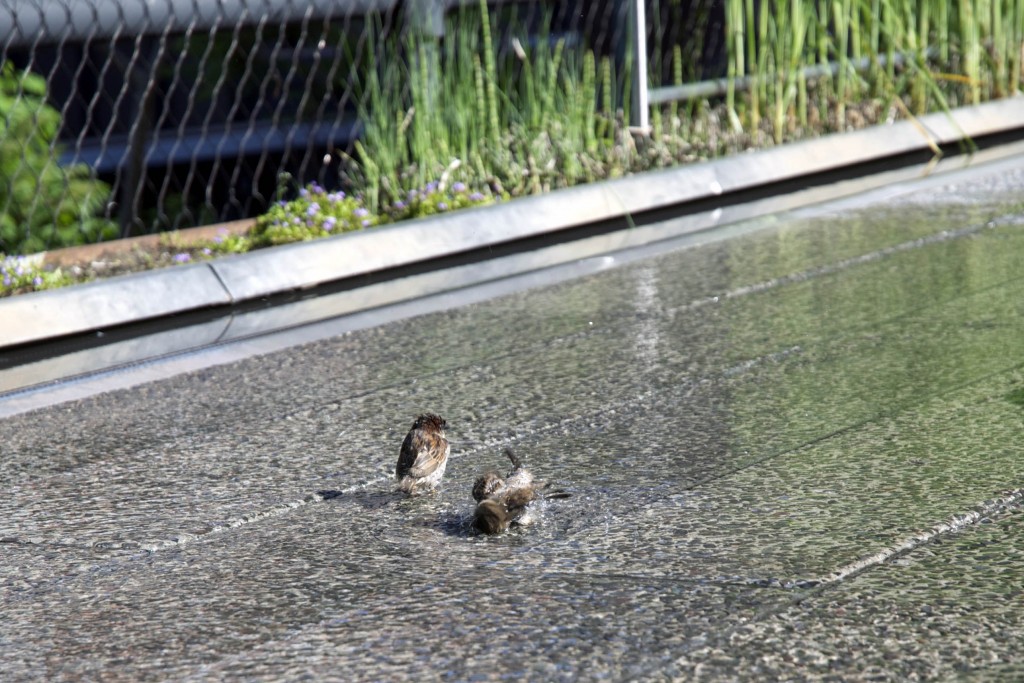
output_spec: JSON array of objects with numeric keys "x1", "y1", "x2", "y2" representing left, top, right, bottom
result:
[{"x1": 38, "y1": 219, "x2": 256, "y2": 283}]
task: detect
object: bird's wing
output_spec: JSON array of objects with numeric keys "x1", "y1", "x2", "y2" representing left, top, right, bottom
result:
[
  {"x1": 503, "y1": 486, "x2": 538, "y2": 519},
  {"x1": 396, "y1": 432, "x2": 418, "y2": 478},
  {"x1": 401, "y1": 429, "x2": 449, "y2": 478}
]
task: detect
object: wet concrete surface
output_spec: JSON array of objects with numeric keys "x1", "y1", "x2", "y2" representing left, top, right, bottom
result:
[{"x1": 2, "y1": 159, "x2": 1024, "y2": 680}]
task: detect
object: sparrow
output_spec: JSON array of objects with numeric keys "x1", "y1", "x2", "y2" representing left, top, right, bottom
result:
[
  {"x1": 395, "y1": 413, "x2": 450, "y2": 494},
  {"x1": 472, "y1": 448, "x2": 541, "y2": 534},
  {"x1": 471, "y1": 470, "x2": 505, "y2": 503}
]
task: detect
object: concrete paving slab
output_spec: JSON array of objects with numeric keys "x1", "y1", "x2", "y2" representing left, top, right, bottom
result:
[
  {"x1": 673, "y1": 506, "x2": 1024, "y2": 680},
  {"x1": 0, "y1": 154, "x2": 1022, "y2": 680},
  {"x1": 0, "y1": 498, "x2": 799, "y2": 682},
  {"x1": 517, "y1": 368, "x2": 1024, "y2": 581},
  {"x1": 2, "y1": 357, "x2": 1020, "y2": 680},
  {"x1": 3, "y1": 259, "x2": 1019, "y2": 555}
]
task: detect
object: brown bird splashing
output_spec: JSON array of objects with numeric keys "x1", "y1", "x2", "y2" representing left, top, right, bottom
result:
[{"x1": 472, "y1": 448, "x2": 564, "y2": 535}]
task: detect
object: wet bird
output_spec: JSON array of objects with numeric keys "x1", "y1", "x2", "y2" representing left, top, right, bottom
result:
[
  {"x1": 472, "y1": 448, "x2": 543, "y2": 534},
  {"x1": 471, "y1": 470, "x2": 505, "y2": 503},
  {"x1": 395, "y1": 413, "x2": 450, "y2": 494}
]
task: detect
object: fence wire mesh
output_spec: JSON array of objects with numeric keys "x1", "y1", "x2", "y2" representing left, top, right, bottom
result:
[{"x1": 0, "y1": 0, "x2": 722, "y2": 255}]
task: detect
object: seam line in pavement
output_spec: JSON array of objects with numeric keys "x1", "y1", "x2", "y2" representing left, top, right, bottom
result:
[
  {"x1": 662, "y1": 492, "x2": 1024, "y2": 675},
  {"x1": 803, "y1": 487, "x2": 1024, "y2": 588}
]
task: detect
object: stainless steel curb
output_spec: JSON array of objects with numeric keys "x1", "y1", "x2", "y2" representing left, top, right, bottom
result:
[{"x1": 2, "y1": 97, "x2": 1023, "y2": 349}]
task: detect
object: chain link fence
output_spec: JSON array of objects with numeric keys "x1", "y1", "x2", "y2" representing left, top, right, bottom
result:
[{"x1": 0, "y1": 0, "x2": 725, "y2": 254}]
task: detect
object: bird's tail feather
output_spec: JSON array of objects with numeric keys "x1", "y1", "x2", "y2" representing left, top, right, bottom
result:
[{"x1": 504, "y1": 447, "x2": 523, "y2": 471}]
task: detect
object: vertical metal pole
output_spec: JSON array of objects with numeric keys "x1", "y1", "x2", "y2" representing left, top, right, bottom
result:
[
  {"x1": 630, "y1": 0, "x2": 649, "y2": 132},
  {"x1": 119, "y1": 39, "x2": 157, "y2": 237}
]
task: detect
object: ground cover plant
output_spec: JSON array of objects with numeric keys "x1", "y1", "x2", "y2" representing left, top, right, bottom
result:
[{"x1": 2, "y1": 0, "x2": 1021, "y2": 297}]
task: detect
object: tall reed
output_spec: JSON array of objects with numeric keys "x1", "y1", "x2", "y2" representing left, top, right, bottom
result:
[
  {"x1": 354, "y1": 0, "x2": 1021, "y2": 211},
  {"x1": 351, "y1": 3, "x2": 628, "y2": 210},
  {"x1": 722, "y1": 0, "x2": 1023, "y2": 138}
]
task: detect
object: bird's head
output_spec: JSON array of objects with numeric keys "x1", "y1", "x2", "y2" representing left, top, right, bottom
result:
[
  {"x1": 472, "y1": 471, "x2": 504, "y2": 502},
  {"x1": 413, "y1": 413, "x2": 447, "y2": 433}
]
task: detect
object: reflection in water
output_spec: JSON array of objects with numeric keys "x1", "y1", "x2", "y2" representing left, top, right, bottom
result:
[{"x1": 632, "y1": 264, "x2": 662, "y2": 372}]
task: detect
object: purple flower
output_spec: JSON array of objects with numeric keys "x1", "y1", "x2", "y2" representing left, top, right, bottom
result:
[
  {"x1": 469, "y1": 192, "x2": 485, "y2": 201},
  {"x1": 426, "y1": 181, "x2": 439, "y2": 192},
  {"x1": 299, "y1": 187, "x2": 309, "y2": 198},
  {"x1": 33, "y1": 276, "x2": 43, "y2": 286},
  {"x1": 3, "y1": 275, "x2": 10, "y2": 286},
  {"x1": 306, "y1": 202, "x2": 320, "y2": 217},
  {"x1": 202, "y1": 248, "x2": 212, "y2": 256},
  {"x1": 214, "y1": 234, "x2": 225, "y2": 243},
  {"x1": 14, "y1": 265, "x2": 23, "y2": 276},
  {"x1": 173, "y1": 253, "x2": 191, "y2": 263},
  {"x1": 323, "y1": 217, "x2": 337, "y2": 231},
  {"x1": 310, "y1": 181, "x2": 324, "y2": 193},
  {"x1": 327, "y1": 191, "x2": 345, "y2": 202},
  {"x1": 452, "y1": 182, "x2": 466, "y2": 192},
  {"x1": 354, "y1": 207, "x2": 369, "y2": 218},
  {"x1": 276, "y1": 199, "x2": 288, "y2": 207},
  {"x1": 394, "y1": 200, "x2": 406, "y2": 210},
  {"x1": 361, "y1": 219, "x2": 371, "y2": 227},
  {"x1": 437, "y1": 202, "x2": 448, "y2": 211}
]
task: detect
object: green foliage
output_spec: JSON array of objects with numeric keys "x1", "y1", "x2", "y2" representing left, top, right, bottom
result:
[
  {"x1": 6, "y1": 0, "x2": 1024, "y2": 297},
  {"x1": 202, "y1": 232, "x2": 252, "y2": 255},
  {"x1": 379, "y1": 180, "x2": 499, "y2": 222},
  {"x1": 250, "y1": 178, "x2": 496, "y2": 249},
  {"x1": 351, "y1": 4, "x2": 628, "y2": 213},
  {"x1": 0, "y1": 63, "x2": 117, "y2": 254},
  {"x1": 250, "y1": 182, "x2": 376, "y2": 247},
  {"x1": 0, "y1": 253, "x2": 76, "y2": 297}
]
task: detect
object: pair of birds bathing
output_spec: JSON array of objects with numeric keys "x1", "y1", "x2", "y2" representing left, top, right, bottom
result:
[{"x1": 395, "y1": 413, "x2": 566, "y2": 534}]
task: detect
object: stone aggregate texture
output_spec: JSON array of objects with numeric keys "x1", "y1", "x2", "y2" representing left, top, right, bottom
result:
[{"x1": 2, "y1": 160, "x2": 1024, "y2": 681}]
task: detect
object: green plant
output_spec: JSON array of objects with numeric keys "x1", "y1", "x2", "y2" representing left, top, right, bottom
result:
[
  {"x1": 721, "y1": 0, "x2": 1023, "y2": 139},
  {"x1": 0, "y1": 63, "x2": 117, "y2": 254},
  {"x1": 0, "y1": 253, "x2": 76, "y2": 297},
  {"x1": 251, "y1": 177, "x2": 496, "y2": 247},
  {"x1": 250, "y1": 182, "x2": 374, "y2": 246},
  {"x1": 381, "y1": 180, "x2": 499, "y2": 222},
  {"x1": 350, "y1": 2, "x2": 627, "y2": 211}
]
